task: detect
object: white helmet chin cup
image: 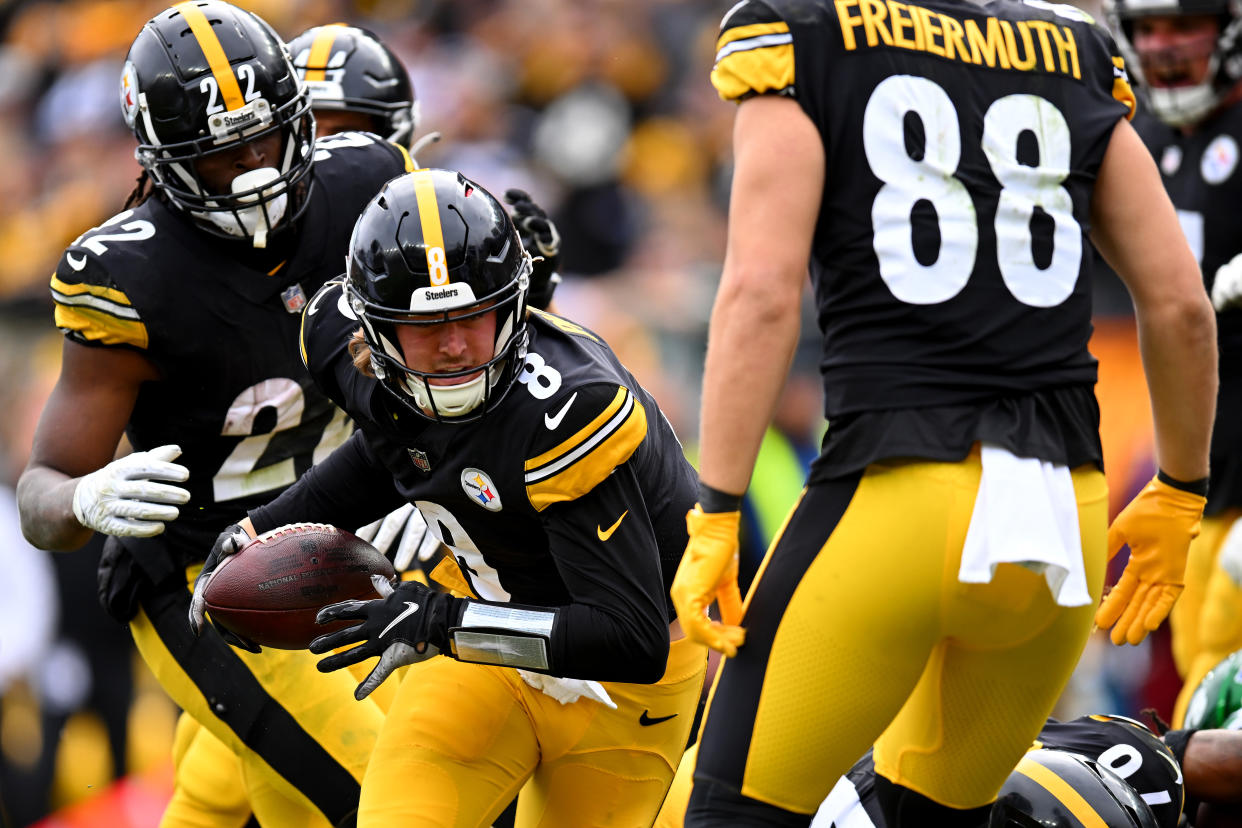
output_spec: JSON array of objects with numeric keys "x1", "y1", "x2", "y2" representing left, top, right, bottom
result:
[
  {"x1": 199, "y1": 167, "x2": 288, "y2": 247},
  {"x1": 1148, "y1": 83, "x2": 1221, "y2": 127},
  {"x1": 404, "y1": 371, "x2": 489, "y2": 418}
]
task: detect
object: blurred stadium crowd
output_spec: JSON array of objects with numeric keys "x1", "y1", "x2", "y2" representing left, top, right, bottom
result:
[{"x1": 0, "y1": 0, "x2": 1170, "y2": 824}]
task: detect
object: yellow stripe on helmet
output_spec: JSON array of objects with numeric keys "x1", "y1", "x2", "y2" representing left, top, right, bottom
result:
[
  {"x1": 304, "y1": 26, "x2": 341, "y2": 82},
  {"x1": 176, "y1": 1, "x2": 245, "y2": 111},
  {"x1": 1015, "y1": 756, "x2": 1109, "y2": 828},
  {"x1": 411, "y1": 171, "x2": 448, "y2": 286}
]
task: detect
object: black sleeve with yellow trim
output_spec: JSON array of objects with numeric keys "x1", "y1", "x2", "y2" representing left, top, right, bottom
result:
[
  {"x1": 50, "y1": 253, "x2": 149, "y2": 350},
  {"x1": 298, "y1": 279, "x2": 359, "y2": 412},
  {"x1": 711, "y1": 0, "x2": 795, "y2": 103},
  {"x1": 524, "y1": 382, "x2": 648, "y2": 512},
  {"x1": 535, "y1": 461, "x2": 671, "y2": 682}
]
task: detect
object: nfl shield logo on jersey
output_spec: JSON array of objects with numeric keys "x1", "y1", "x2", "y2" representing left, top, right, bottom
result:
[
  {"x1": 461, "y1": 468, "x2": 502, "y2": 512},
  {"x1": 281, "y1": 283, "x2": 308, "y2": 313},
  {"x1": 408, "y1": 448, "x2": 431, "y2": 472}
]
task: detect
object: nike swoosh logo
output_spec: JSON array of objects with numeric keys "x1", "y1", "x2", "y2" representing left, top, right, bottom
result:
[
  {"x1": 66, "y1": 252, "x2": 87, "y2": 271},
  {"x1": 639, "y1": 710, "x2": 678, "y2": 726},
  {"x1": 544, "y1": 392, "x2": 578, "y2": 430},
  {"x1": 379, "y1": 601, "x2": 419, "y2": 639},
  {"x1": 597, "y1": 510, "x2": 628, "y2": 542}
]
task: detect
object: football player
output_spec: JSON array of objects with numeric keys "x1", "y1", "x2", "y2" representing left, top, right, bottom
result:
[
  {"x1": 1109, "y1": 0, "x2": 1242, "y2": 729},
  {"x1": 288, "y1": 23, "x2": 563, "y2": 316},
  {"x1": 672, "y1": 0, "x2": 1217, "y2": 825},
  {"x1": 190, "y1": 168, "x2": 708, "y2": 827},
  {"x1": 288, "y1": 24, "x2": 434, "y2": 153},
  {"x1": 15, "y1": 2, "x2": 416, "y2": 825}
]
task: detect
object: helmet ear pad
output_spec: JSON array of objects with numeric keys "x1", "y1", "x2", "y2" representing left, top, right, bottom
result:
[
  {"x1": 346, "y1": 169, "x2": 532, "y2": 423},
  {"x1": 121, "y1": 0, "x2": 316, "y2": 243}
]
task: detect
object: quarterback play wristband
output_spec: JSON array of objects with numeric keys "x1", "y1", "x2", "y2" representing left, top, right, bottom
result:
[{"x1": 448, "y1": 602, "x2": 559, "y2": 671}]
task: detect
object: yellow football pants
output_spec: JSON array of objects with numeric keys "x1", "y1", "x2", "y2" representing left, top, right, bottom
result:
[
  {"x1": 1171, "y1": 512, "x2": 1242, "y2": 726},
  {"x1": 131, "y1": 576, "x2": 387, "y2": 828},
  {"x1": 691, "y1": 455, "x2": 1107, "y2": 814},
  {"x1": 358, "y1": 636, "x2": 707, "y2": 827}
]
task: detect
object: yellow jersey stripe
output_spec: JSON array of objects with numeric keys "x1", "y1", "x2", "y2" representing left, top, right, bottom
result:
[
  {"x1": 526, "y1": 393, "x2": 647, "y2": 511},
  {"x1": 530, "y1": 309, "x2": 601, "y2": 343},
  {"x1": 54, "y1": 304, "x2": 149, "y2": 349},
  {"x1": 526, "y1": 387, "x2": 628, "y2": 473},
  {"x1": 1112, "y1": 56, "x2": 1137, "y2": 120},
  {"x1": 177, "y1": 1, "x2": 245, "y2": 111},
  {"x1": 1015, "y1": 757, "x2": 1109, "y2": 828},
  {"x1": 51, "y1": 274, "x2": 135, "y2": 309},
  {"x1": 412, "y1": 170, "x2": 447, "y2": 285},
  {"x1": 304, "y1": 26, "x2": 340, "y2": 82},
  {"x1": 714, "y1": 21, "x2": 791, "y2": 57},
  {"x1": 711, "y1": 41, "x2": 795, "y2": 102}
]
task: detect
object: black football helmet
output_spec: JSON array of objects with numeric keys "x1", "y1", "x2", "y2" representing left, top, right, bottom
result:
[
  {"x1": 990, "y1": 750, "x2": 1159, "y2": 828},
  {"x1": 346, "y1": 168, "x2": 532, "y2": 423},
  {"x1": 120, "y1": 0, "x2": 314, "y2": 246},
  {"x1": 1111, "y1": 0, "x2": 1242, "y2": 127},
  {"x1": 288, "y1": 24, "x2": 417, "y2": 148}
]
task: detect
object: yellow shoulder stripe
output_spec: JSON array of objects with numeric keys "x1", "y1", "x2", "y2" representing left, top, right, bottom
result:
[
  {"x1": 712, "y1": 22, "x2": 795, "y2": 103},
  {"x1": 1111, "y1": 56, "x2": 1136, "y2": 120},
  {"x1": 1014, "y1": 756, "x2": 1109, "y2": 828},
  {"x1": 54, "y1": 304, "x2": 149, "y2": 348},
  {"x1": 530, "y1": 308, "x2": 600, "y2": 343},
  {"x1": 715, "y1": 21, "x2": 791, "y2": 55},
  {"x1": 51, "y1": 273, "x2": 147, "y2": 347},
  {"x1": 51, "y1": 274, "x2": 134, "y2": 307},
  {"x1": 525, "y1": 387, "x2": 647, "y2": 511}
]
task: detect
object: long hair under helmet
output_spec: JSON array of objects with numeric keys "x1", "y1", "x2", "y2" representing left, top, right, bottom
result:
[{"x1": 346, "y1": 168, "x2": 532, "y2": 423}]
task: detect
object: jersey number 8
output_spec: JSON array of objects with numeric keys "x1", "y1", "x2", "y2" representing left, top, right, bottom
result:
[{"x1": 864, "y1": 75, "x2": 1080, "y2": 308}]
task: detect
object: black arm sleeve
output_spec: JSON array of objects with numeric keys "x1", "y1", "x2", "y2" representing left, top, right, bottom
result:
[
  {"x1": 531, "y1": 461, "x2": 671, "y2": 683},
  {"x1": 247, "y1": 429, "x2": 408, "y2": 534}
]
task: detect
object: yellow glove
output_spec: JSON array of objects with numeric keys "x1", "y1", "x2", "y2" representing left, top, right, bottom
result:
[
  {"x1": 671, "y1": 506, "x2": 746, "y2": 656},
  {"x1": 1095, "y1": 475, "x2": 1206, "y2": 646}
]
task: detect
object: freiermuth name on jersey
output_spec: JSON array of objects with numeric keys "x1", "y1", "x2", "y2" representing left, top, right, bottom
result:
[{"x1": 834, "y1": 0, "x2": 1081, "y2": 76}]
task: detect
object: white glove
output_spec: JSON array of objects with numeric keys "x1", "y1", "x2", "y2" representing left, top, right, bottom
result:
[
  {"x1": 72, "y1": 445, "x2": 190, "y2": 537},
  {"x1": 1218, "y1": 519, "x2": 1242, "y2": 588},
  {"x1": 1211, "y1": 253, "x2": 1242, "y2": 311},
  {"x1": 518, "y1": 670, "x2": 617, "y2": 709},
  {"x1": 356, "y1": 504, "x2": 436, "y2": 571}
]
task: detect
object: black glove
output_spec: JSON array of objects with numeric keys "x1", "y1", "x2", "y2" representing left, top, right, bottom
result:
[
  {"x1": 188, "y1": 522, "x2": 262, "y2": 653},
  {"x1": 310, "y1": 577, "x2": 458, "y2": 700},
  {"x1": 505, "y1": 188, "x2": 562, "y2": 310}
]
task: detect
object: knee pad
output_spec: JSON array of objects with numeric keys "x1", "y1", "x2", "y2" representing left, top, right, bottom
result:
[{"x1": 874, "y1": 773, "x2": 991, "y2": 828}]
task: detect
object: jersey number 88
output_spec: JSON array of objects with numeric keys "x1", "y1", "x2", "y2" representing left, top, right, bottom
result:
[{"x1": 864, "y1": 75, "x2": 1080, "y2": 308}]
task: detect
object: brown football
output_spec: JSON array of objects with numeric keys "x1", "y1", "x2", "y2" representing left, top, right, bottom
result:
[{"x1": 203, "y1": 523, "x2": 394, "y2": 650}]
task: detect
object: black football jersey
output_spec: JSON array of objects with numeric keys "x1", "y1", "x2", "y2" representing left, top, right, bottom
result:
[
  {"x1": 49, "y1": 133, "x2": 411, "y2": 579},
  {"x1": 714, "y1": 0, "x2": 1135, "y2": 475},
  {"x1": 817, "y1": 715, "x2": 1184, "y2": 828},
  {"x1": 1134, "y1": 106, "x2": 1242, "y2": 514},
  {"x1": 291, "y1": 281, "x2": 699, "y2": 671}
]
